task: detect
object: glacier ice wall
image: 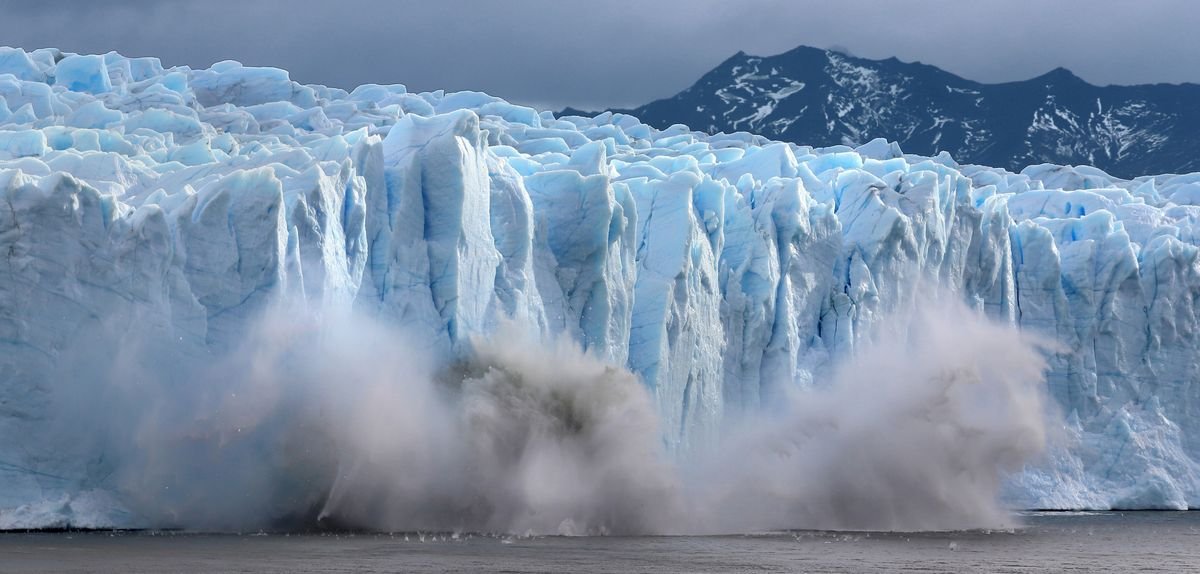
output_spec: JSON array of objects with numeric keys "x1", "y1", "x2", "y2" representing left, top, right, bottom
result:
[{"x1": 1, "y1": 48, "x2": 1199, "y2": 527}]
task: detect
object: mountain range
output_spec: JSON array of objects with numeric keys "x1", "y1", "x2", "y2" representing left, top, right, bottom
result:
[{"x1": 564, "y1": 46, "x2": 1200, "y2": 178}]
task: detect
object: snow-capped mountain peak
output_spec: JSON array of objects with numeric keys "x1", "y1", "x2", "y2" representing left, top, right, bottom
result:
[{"x1": 610, "y1": 46, "x2": 1200, "y2": 178}]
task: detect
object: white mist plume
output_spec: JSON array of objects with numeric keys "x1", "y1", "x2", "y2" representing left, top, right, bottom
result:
[
  {"x1": 318, "y1": 325, "x2": 683, "y2": 535},
  {"x1": 686, "y1": 299, "x2": 1055, "y2": 532},
  {"x1": 60, "y1": 309, "x2": 679, "y2": 534},
  {"x1": 52, "y1": 298, "x2": 1053, "y2": 534}
]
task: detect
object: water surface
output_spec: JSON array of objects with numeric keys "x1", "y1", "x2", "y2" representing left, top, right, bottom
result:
[{"x1": 2, "y1": 512, "x2": 1197, "y2": 573}]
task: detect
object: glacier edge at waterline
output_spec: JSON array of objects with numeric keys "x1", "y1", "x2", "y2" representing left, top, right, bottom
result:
[{"x1": 1, "y1": 47, "x2": 1198, "y2": 529}]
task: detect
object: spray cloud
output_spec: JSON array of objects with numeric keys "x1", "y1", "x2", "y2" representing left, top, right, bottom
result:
[
  {"x1": 686, "y1": 299, "x2": 1054, "y2": 532},
  {"x1": 52, "y1": 298, "x2": 1053, "y2": 534}
]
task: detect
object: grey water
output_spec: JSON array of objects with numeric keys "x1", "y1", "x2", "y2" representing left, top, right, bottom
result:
[{"x1": 2, "y1": 512, "x2": 1197, "y2": 573}]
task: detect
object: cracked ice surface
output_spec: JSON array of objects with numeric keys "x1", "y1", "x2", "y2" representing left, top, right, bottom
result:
[{"x1": 2, "y1": 48, "x2": 1199, "y2": 527}]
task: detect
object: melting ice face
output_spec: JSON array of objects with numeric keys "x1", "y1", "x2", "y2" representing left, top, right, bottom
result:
[{"x1": 60, "y1": 299, "x2": 1051, "y2": 534}]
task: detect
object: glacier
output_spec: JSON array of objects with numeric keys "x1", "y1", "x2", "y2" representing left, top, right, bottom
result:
[{"x1": 1, "y1": 47, "x2": 1199, "y2": 529}]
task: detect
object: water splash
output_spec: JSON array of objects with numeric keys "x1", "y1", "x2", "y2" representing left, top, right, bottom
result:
[
  {"x1": 686, "y1": 299, "x2": 1054, "y2": 532},
  {"x1": 55, "y1": 299, "x2": 1052, "y2": 534}
]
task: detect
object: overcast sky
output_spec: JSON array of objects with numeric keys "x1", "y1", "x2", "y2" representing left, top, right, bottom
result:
[{"x1": 3, "y1": 0, "x2": 1197, "y2": 110}]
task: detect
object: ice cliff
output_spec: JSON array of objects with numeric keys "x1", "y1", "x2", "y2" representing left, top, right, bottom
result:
[{"x1": 1, "y1": 48, "x2": 1198, "y2": 528}]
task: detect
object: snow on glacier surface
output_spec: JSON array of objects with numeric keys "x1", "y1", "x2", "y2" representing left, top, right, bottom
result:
[{"x1": 1, "y1": 48, "x2": 1199, "y2": 529}]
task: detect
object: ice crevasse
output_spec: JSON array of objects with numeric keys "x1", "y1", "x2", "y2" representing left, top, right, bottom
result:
[{"x1": 1, "y1": 48, "x2": 1199, "y2": 527}]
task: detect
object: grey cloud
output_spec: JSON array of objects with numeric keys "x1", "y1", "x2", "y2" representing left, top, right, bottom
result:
[{"x1": 1, "y1": 0, "x2": 1196, "y2": 110}]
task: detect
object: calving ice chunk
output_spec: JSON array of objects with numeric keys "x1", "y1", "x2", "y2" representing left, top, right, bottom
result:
[{"x1": 0, "y1": 47, "x2": 1199, "y2": 530}]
